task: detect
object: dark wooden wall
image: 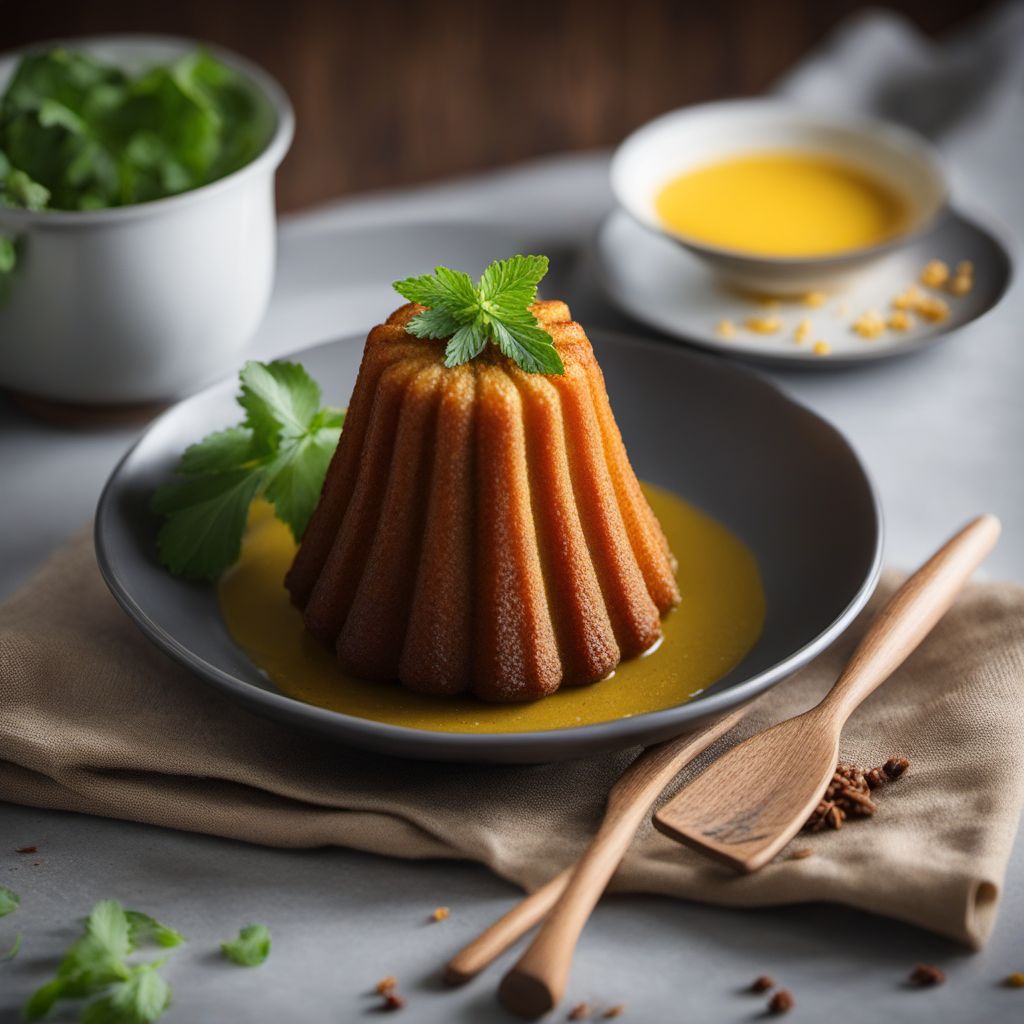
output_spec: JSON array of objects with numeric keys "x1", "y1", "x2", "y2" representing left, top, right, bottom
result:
[{"x1": 2, "y1": 0, "x2": 990, "y2": 212}]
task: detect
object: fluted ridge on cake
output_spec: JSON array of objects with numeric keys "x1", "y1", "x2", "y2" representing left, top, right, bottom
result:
[{"x1": 285, "y1": 300, "x2": 680, "y2": 701}]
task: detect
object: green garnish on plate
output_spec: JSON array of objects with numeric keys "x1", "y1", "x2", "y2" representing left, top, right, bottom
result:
[
  {"x1": 393, "y1": 253, "x2": 563, "y2": 375},
  {"x1": 153, "y1": 256, "x2": 558, "y2": 580},
  {"x1": 152, "y1": 361, "x2": 345, "y2": 581}
]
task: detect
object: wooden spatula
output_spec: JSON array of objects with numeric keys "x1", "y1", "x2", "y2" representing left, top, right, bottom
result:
[
  {"x1": 653, "y1": 514, "x2": 1000, "y2": 873},
  {"x1": 490, "y1": 704, "x2": 752, "y2": 1017}
]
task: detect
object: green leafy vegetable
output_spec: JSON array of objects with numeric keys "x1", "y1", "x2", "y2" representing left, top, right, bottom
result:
[
  {"x1": 0, "y1": 885, "x2": 18, "y2": 917},
  {"x1": 220, "y1": 924, "x2": 271, "y2": 967},
  {"x1": 2, "y1": 931, "x2": 22, "y2": 961},
  {"x1": 0, "y1": 48, "x2": 270, "y2": 213},
  {"x1": 125, "y1": 911, "x2": 185, "y2": 950},
  {"x1": 0, "y1": 47, "x2": 272, "y2": 280},
  {"x1": 393, "y1": 254, "x2": 563, "y2": 375},
  {"x1": 23, "y1": 901, "x2": 183, "y2": 1023},
  {"x1": 80, "y1": 964, "x2": 171, "y2": 1024},
  {"x1": 152, "y1": 360, "x2": 345, "y2": 580}
]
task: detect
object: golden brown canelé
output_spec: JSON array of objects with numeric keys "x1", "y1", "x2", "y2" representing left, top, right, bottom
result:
[{"x1": 285, "y1": 300, "x2": 681, "y2": 702}]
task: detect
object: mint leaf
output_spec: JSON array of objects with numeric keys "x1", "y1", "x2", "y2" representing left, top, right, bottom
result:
[
  {"x1": 444, "y1": 322, "x2": 488, "y2": 368},
  {"x1": 394, "y1": 266, "x2": 477, "y2": 314},
  {"x1": 152, "y1": 469, "x2": 265, "y2": 580},
  {"x1": 152, "y1": 360, "x2": 345, "y2": 579},
  {"x1": 404, "y1": 305, "x2": 463, "y2": 341},
  {"x1": 177, "y1": 426, "x2": 257, "y2": 475},
  {"x1": 392, "y1": 255, "x2": 563, "y2": 375},
  {"x1": 86, "y1": 901, "x2": 132, "y2": 961},
  {"x1": 0, "y1": 885, "x2": 18, "y2": 917},
  {"x1": 491, "y1": 319, "x2": 565, "y2": 376},
  {"x1": 262, "y1": 416, "x2": 344, "y2": 540},
  {"x1": 24, "y1": 979, "x2": 65, "y2": 1021},
  {"x1": 221, "y1": 924, "x2": 271, "y2": 967},
  {"x1": 125, "y1": 911, "x2": 185, "y2": 951},
  {"x1": 239, "y1": 360, "x2": 322, "y2": 441},
  {"x1": 478, "y1": 254, "x2": 548, "y2": 313},
  {"x1": 80, "y1": 964, "x2": 171, "y2": 1024}
]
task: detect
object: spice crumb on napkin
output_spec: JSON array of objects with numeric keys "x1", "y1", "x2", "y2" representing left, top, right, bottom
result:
[{"x1": 2, "y1": 528, "x2": 1024, "y2": 949}]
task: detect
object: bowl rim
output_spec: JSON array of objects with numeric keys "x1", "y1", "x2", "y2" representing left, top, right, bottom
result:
[
  {"x1": 94, "y1": 328, "x2": 885, "y2": 760},
  {"x1": 610, "y1": 97, "x2": 950, "y2": 269},
  {"x1": 0, "y1": 32, "x2": 294, "y2": 226}
]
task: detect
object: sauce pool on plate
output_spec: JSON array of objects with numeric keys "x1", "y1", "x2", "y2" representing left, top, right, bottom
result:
[
  {"x1": 655, "y1": 150, "x2": 910, "y2": 258},
  {"x1": 219, "y1": 484, "x2": 765, "y2": 734}
]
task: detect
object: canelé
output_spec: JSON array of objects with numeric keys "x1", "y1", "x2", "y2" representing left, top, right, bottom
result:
[{"x1": 286, "y1": 300, "x2": 680, "y2": 701}]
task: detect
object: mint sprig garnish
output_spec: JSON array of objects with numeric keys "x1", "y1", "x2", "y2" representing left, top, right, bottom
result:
[
  {"x1": 220, "y1": 924, "x2": 271, "y2": 967},
  {"x1": 393, "y1": 254, "x2": 564, "y2": 375},
  {"x1": 23, "y1": 900, "x2": 183, "y2": 1023},
  {"x1": 152, "y1": 360, "x2": 345, "y2": 581}
]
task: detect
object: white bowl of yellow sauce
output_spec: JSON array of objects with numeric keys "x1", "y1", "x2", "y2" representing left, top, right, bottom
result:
[{"x1": 611, "y1": 99, "x2": 947, "y2": 294}]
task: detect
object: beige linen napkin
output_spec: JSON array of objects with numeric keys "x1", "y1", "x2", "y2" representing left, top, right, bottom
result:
[{"x1": 2, "y1": 529, "x2": 1023, "y2": 949}]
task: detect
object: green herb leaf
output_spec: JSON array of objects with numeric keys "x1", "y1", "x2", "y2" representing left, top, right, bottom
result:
[
  {"x1": 24, "y1": 901, "x2": 134, "y2": 1020},
  {"x1": 85, "y1": 901, "x2": 132, "y2": 962},
  {"x1": 262, "y1": 414, "x2": 343, "y2": 540},
  {"x1": 221, "y1": 924, "x2": 271, "y2": 967},
  {"x1": 0, "y1": 885, "x2": 18, "y2": 917},
  {"x1": 444, "y1": 322, "x2": 489, "y2": 368},
  {"x1": 24, "y1": 978, "x2": 65, "y2": 1021},
  {"x1": 177, "y1": 426, "x2": 258, "y2": 475},
  {"x1": 1, "y1": 931, "x2": 21, "y2": 960},
  {"x1": 23, "y1": 902, "x2": 182, "y2": 1023},
  {"x1": 80, "y1": 964, "x2": 171, "y2": 1024},
  {"x1": 125, "y1": 911, "x2": 185, "y2": 950},
  {"x1": 239, "y1": 360, "x2": 323, "y2": 442},
  {"x1": 478, "y1": 253, "x2": 548, "y2": 313},
  {"x1": 490, "y1": 318, "x2": 565, "y2": 375},
  {"x1": 152, "y1": 469, "x2": 265, "y2": 580},
  {"x1": 392, "y1": 255, "x2": 562, "y2": 375},
  {"x1": 152, "y1": 360, "x2": 345, "y2": 580}
]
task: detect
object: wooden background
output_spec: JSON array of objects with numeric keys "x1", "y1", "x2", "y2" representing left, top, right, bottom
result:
[{"x1": 3, "y1": 0, "x2": 991, "y2": 212}]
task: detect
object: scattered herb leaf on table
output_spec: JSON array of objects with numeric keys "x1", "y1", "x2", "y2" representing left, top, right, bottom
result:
[{"x1": 221, "y1": 923, "x2": 271, "y2": 967}]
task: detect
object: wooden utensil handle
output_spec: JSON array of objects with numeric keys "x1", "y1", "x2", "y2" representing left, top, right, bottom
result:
[
  {"x1": 823, "y1": 515, "x2": 1000, "y2": 720},
  {"x1": 447, "y1": 708, "x2": 749, "y2": 993},
  {"x1": 498, "y1": 811, "x2": 646, "y2": 1018},
  {"x1": 497, "y1": 708, "x2": 750, "y2": 1017},
  {"x1": 444, "y1": 869, "x2": 570, "y2": 986}
]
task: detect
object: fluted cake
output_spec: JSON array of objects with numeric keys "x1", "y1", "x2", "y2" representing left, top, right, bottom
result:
[{"x1": 285, "y1": 300, "x2": 681, "y2": 701}]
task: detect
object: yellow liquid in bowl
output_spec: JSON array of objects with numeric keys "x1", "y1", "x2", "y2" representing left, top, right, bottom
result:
[
  {"x1": 219, "y1": 485, "x2": 765, "y2": 734},
  {"x1": 655, "y1": 150, "x2": 909, "y2": 258}
]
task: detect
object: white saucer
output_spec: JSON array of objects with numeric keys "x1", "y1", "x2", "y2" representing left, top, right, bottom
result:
[{"x1": 593, "y1": 208, "x2": 1012, "y2": 366}]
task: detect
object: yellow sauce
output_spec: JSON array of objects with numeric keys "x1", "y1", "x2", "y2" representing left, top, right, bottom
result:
[
  {"x1": 218, "y1": 485, "x2": 765, "y2": 733},
  {"x1": 655, "y1": 150, "x2": 909, "y2": 257}
]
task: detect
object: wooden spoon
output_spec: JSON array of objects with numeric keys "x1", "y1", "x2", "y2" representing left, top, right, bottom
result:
[
  {"x1": 493, "y1": 704, "x2": 750, "y2": 1017},
  {"x1": 653, "y1": 514, "x2": 1000, "y2": 874}
]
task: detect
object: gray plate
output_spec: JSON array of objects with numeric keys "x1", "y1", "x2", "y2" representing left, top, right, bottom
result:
[
  {"x1": 95, "y1": 329, "x2": 883, "y2": 763},
  {"x1": 594, "y1": 207, "x2": 1013, "y2": 366}
]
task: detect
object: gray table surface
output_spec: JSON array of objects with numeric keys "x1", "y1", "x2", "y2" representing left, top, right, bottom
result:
[{"x1": 3, "y1": 11, "x2": 1024, "y2": 1020}]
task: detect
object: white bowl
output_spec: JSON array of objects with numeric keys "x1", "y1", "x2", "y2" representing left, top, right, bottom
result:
[
  {"x1": 0, "y1": 35, "x2": 294, "y2": 405},
  {"x1": 610, "y1": 99, "x2": 948, "y2": 294}
]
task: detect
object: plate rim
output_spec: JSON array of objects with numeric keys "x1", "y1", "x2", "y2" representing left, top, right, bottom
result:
[
  {"x1": 592, "y1": 205, "x2": 1015, "y2": 368},
  {"x1": 95, "y1": 328, "x2": 884, "y2": 759}
]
